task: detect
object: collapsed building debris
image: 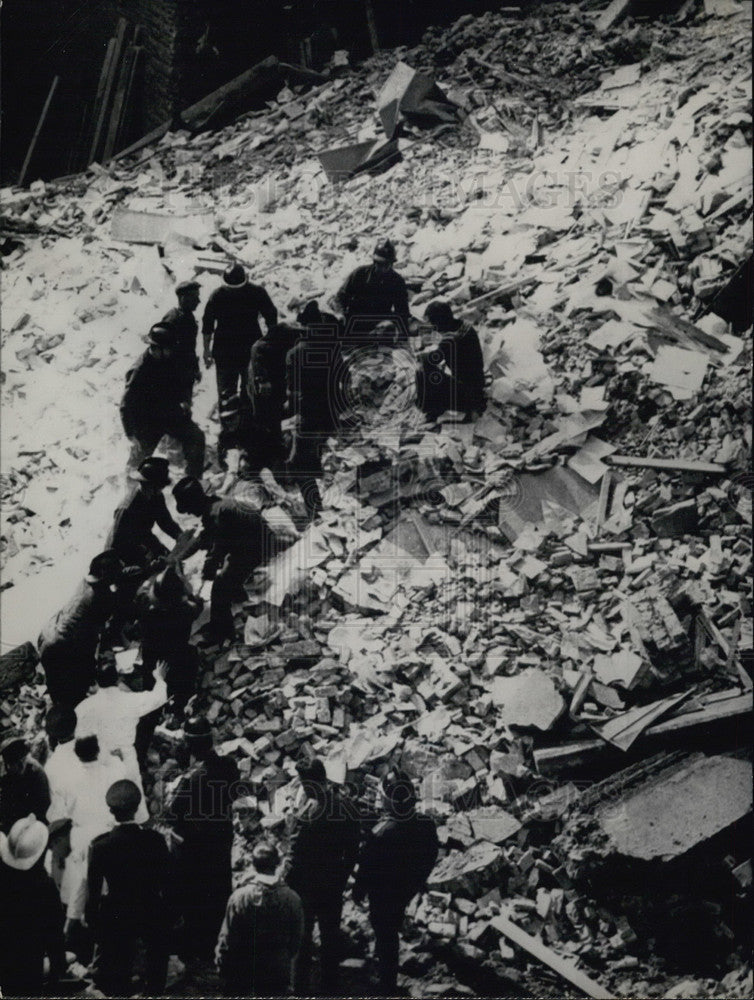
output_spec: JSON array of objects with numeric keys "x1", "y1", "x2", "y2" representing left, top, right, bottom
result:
[{"x1": 1, "y1": 0, "x2": 752, "y2": 996}]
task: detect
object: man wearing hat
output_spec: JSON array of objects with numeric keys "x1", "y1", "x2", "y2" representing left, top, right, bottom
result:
[
  {"x1": 172, "y1": 477, "x2": 276, "y2": 644},
  {"x1": 216, "y1": 840, "x2": 304, "y2": 997},
  {"x1": 353, "y1": 767, "x2": 439, "y2": 994},
  {"x1": 166, "y1": 716, "x2": 240, "y2": 962},
  {"x1": 419, "y1": 300, "x2": 486, "y2": 421},
  {"x1": 0, "y1": 735, "x2": 51, "y2": 834},
  {"x1": 202, "y1": 262, "x2": 278, "y2": 408},
  {"x1": 335, "y1": 239, "x2": 410, "y2": 346},
  {"x1": 87, "y1": 780, "x2": 172, "y2": 997},
  {"x1": 120, "y1": 323, "x2": 206, "y2": 480},
  {"x1": 37, "y1": 549, "x2": 125, "y2": 707},
  {"x1": 0, "y1": 814, "x2": 66, "y2": 997},
  {"x1": 108, "y1": 456, "x2": 182, "y2": 575},
  {"x1": 162, "y1": 279, "x2": 202, "y2": 404}
]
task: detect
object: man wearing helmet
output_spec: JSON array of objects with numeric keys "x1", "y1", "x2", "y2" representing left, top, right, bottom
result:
[{"x1": 335, "y1": 239, "x2": 410, "y2": 346}]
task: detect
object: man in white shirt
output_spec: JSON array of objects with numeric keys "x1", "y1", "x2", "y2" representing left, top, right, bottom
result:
[
  {"x1": 76, "y1": 658, "x2": 168, "y2": 822},
  {"x1": 44, "y1": 706, "x2": 82, "y2": 890}
]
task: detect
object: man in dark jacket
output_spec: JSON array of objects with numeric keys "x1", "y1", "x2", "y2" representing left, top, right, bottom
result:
[
  {"x1": 202, "y1": 263, "x2": 278, "y2": 406},
  {"x1": 162, "y1": 279, "x2": 202, "y2": 404},
  {"x1": 0, "y1": 736, "x2": 51, "y2": 834},
  {"x1": 287, "y1": 757, "x2": 360, "y2": 995},
  {"x1": 134, "y1": 565, "x2": 203, "y2": 711},
  {"x1": 335, "y1": 239, "x2": 410, "y2": 346},
  {"x1": 248, "y1": 321, "x2": 302, "y2": 469},
  {"x1": 87, "y1": 780, "x2": 172, "y2": 997},
  {"x1": 121, "y1": 323, "x2": 206, "y2": 479},
  {"x1": 166, "y1": 717, "x2": 241, "y2": 961},
  {"x1": 353, "y1": 768, "x2": 439, "y2": 994},
  {"x1": 419, "y1": 300, "x2": 486, "y2": 420},
  {"x1": 108, "y1": 457, "x2": 181, "y2": 573},
  {"x1": 172, "y1": 477, "x2": 275, "y2": 644},
  {"x1": 216, "y1": 841, "x2": 304, "y2": 997},
  {"x1": 37, "y1": 549, "x2": 124, "y2": 707},
  {"x1": 0, "y1": 814, "x2": 66, "y2": 997}
]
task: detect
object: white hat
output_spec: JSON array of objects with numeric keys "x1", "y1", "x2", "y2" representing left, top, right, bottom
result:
[{"x1": 0, "y1": 814, "x2": 49, "y2": 870}]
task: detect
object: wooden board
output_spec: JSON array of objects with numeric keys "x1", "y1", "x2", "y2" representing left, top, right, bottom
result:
[
  {"x1": 18, "y1": 76, "x2": 59, "y2": 186},
  {"x1": 89, "y1": 18, "x2": 129, "y2": 165},
  {"x1": 606, "y1": 454, "x2": 727, "y2": 474}
]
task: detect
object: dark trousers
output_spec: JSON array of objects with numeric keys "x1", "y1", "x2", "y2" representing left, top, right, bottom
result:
[
  {"x1": 178, "y1": 862, "x2": 232, "y2": 961},
  {"x1": 216, "y1": 359, "x2": 249, "y2": 405},
  {"x1": 250, "y1": 393, "x2": 286, "y2": 470},
  {"x1": 293, "y1": 892, "x2": 344, "y2": 994},
  {"x1": 124, "y1": 410, "x2": 206, "y2": 480},
  {"x1": 143, "y1": 644, "x2": 200, "y2": 710},
  {"x1": 285, "y1": 430, "x2": 325, "y2": 518},
  {"x1": 369, "y1": 899, "x2": 405, "y2": 994},
  {"x1": 92, "y1": 923, "x2": 168, "y2": 997},
  {"x1": 39, "y1": 642, "x2": 95, "y2": 707},
  {"x1": 210, "y1": 554, "x2": 254, "y2": 637}
]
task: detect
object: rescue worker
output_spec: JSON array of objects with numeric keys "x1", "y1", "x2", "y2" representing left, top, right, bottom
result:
[
  {"x1": 166, "y1": 717, "x2": 240, "y2": 963},
  {"x1": 37, "y1": 549, "x2": 124, "y2": 707},
  {"x1": 285, "y1": 317, "x2": 341, "y2": 519},
  {"x1": 0, "y1": 736, "x2": 51, "y2": 834},
  {"x1": 133, "y1": 565, "x2": 203, "y2": 712},
  {"x1": 335, "y1": 239, "x2": 410, "y2": 346},
  {"x1": 216, "y1": 841, "x2": 304, "y2": 997},
  {"x1": 248, "y1": 321, "x2": 302, "y2": 469},
  {"x1": 162, "y1": 279, "x2": 202, "y2": 404},
  {"x1": 86, "y1": 780, "x2": 172, "y2": 997},
  {"x1": 44, "y1": 706, "x2": 80, "y2": 891},
  {"x1": 419, "y1": 300, "x2": 486, "y2": 421},
  {"x1": 287, "y1": 757, "x2": 361, "y2": 995},
  {"x1": 120, "y1": 323, "x2": 206, "y2": 479},
  {"x1": 172, "y1": 477, "x2": 275, "y2": 645},
  {"x1": 353, "y1": 768, "x2": 439, "y2": 995},
  {"x1": 107, "y1": 457, "x2": 181, "y2": 574},
  {"x1": 202, "y1": 263, "x2": 278, "y2": 406}
]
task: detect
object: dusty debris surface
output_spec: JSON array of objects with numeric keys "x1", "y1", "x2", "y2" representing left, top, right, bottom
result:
[{"x1": 1, "y1": 0, "x2": 752, "y2": 997}]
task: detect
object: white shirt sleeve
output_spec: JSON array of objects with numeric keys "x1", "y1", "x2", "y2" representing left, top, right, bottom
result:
[{"x1": 125, "y1": 676, "x2": 169, "y2": 718}]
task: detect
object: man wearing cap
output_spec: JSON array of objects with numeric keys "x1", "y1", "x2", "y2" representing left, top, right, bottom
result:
[
  {"x1": 0, "y1": 814, "x2": 66, "y2": 997},
  {"x1": 216, "y1": 841, "x2": 304, "y2": 997},
  {"x1": 121, "y1": 323, "x2": 206, "y2": 479},
  {"x1": 202, "y1": 263, "x2": 278, "y2": 407},
  {"x1": 87, "y1": 780, "x2": 172, "y2": 997},
  {"x1": 287, "y1": 756, "x2": 361, "y2": 995},
  {"x1": 108, "y1": 456, "x2": 182, "y2": 575},
  {"x1": 0, "y1": 735, "x2": 51, "y2": 834},
  {"x1": 37, "y1": 549, "x2": 125, "y2": 707},
  {"x1": 162, "y1": 279, "x2": 202, "y2": 404},
  {"x1": 248, "y1": 321, "x2": 302, "y2": 469},
  {"x1": 353, "y1": 768, "x2": 439, "y2": 994},
  {"x1": 166, "y1": 716, "x2": 241, "y2": 961},
  {"x1": 134, "y1": 565, "x2": 203, "y2": 713},
  {"x1": 335, "y1": 239, "x2": 410, "y2": 346},
  {"x1": 172, "y1": 477, "x2": 275, "y2": 644},
  {"x1": 419, "y1": 300, "x2": 486, "y2": 421}
]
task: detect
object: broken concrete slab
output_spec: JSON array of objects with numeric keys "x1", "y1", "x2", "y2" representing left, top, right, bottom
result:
[{"x1": 491, "y1": 668, "x2": 565, "y2": 731}]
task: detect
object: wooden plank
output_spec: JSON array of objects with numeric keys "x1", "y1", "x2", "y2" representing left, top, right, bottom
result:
[
  {"x1": 364, "y1": 0, "x2": 381, "y2": 53},
  {"x1": 114, "y1": 45, "x2": 143, "y2": 154},
  {"x1": 111, "y1": 120, "x2": 171, "y2": 162},
  {"x1": 84, "y1": 37, "x2": 116, "y2": 165},
  {"x1": 606, "y1": 454, "x2": 727, "y2": 474},
  {"x1": 18, "y1": 76, "x2": 60, "y2": 186},
  {"x1": 491, "y1": 914, "x2": 616, "y2": 999},
  {"x1": 89, "y1": 18, "x2": 129, "y2": 165},
  {"x1": 596, "y1": 0, "x2": 633, "y2": 33},
  {"x1": 103, "y1": 42, "x2": 137, "y2": 164}
]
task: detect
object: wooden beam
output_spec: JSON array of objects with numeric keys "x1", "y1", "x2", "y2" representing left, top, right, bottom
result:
[
  {"x1": 111, "y1": 120, "x2": 171, "y2": 163},
  {"x1": 89, "y1": 18, "x2": 129, "y2": 165},
  {"x1": 18, "y1": 76, "x2": 60, "y2": 186},
  {"x1": 84, "y1": 37, "x2": 116, "y2": 166},
  {"x1": 364, "y1": 0, "x2": 381, "y2": 53},
  {"x1": 606, "y1": 454, "x2": 727, "y2": 474},
  {"x1": 103, "y1": 28, "x2": 141, "y2": 164},
  {"x1": 491, "y1": 914, "x2": 616, "y2": 999},
  {"x1": 114, "y1": 45, "x2": 143, "y2": 154},
  {"x1": 596, "y1": 0, "x2": 633, "y2": 33}
]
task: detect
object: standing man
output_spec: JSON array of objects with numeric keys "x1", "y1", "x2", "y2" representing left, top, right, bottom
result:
[
  {"x1": 335, "y1": 239, "x2": 410, "y2": 346},
  {"x1": 216, "y1": 841, "x2": 304, "y2": 997},
  {"x1": 248, "y1": 321, "x2": 301, "y2": 469},
  {"x1": 0, "y1": 735, "x2": 51, "y2": 834},
  {"x1": 107, "y1": 457, "x2": 181, "y2": 574},
  {"x1": 37, "y1": 550, "x2": 124, "y2": 707},
  {"x1": 287, "y1": 757, "x2": 361, "y2": 996},
  {"x1": 353, "y1": 768, "x2": 439, "y2": 995},
  {"x1": 121, "y1": 323, "x2": 206, "y2": 480},
  {"x1": 166, "y1": 716, "x2": 241, "y2": 963},
  {"x1": 86, "y1": 780, "x2": 172, "y2": 998},
  {"x1": 162, "y1": 279, "x2": 202, "y2": 404},
  {"x1": 419, "y1": 300, "x2": 486, "y2": 421},
  {"x1": 0, "y1": 815, "x2": 66, "y2": 997},
  {"x1": 202, "y1": 263, "x2": 278, "y2": 406},
  {"x1": 172, "y1": 477, "x2": 275, "y2": 644},
  {"x1": 44, "y1": 706, "x2": 80, "y2": 890}
]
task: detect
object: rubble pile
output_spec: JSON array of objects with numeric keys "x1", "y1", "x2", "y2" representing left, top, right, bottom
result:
[{"x1": 1, "y1": 0, "x2": 752, "y2": 996}]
